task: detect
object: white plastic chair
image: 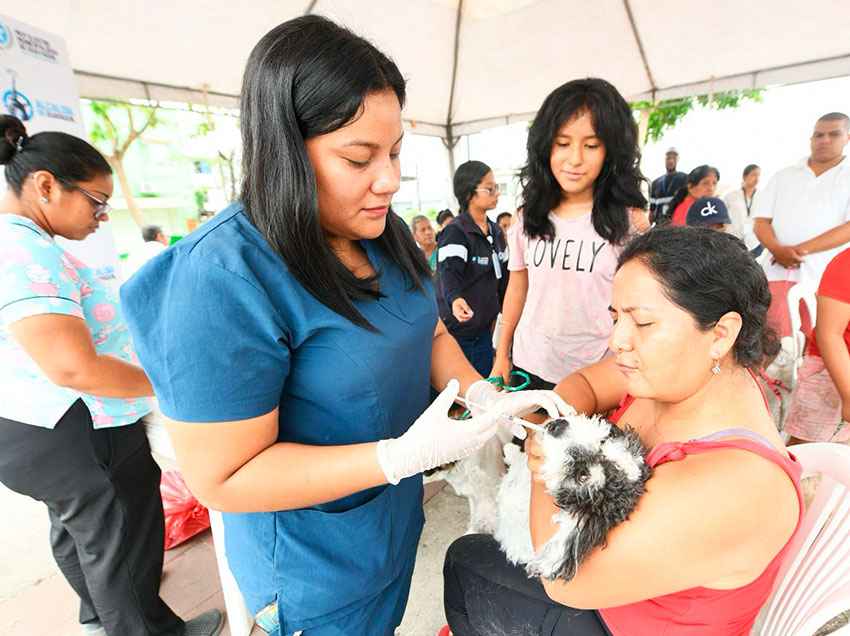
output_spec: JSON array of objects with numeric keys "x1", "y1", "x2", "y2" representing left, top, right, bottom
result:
[
  {"x1": 756, "y1": 443, "x2": 850, "y2": 635},
  {"x1": 786, "y1": 283, "x2": 819, "y2": 388}
]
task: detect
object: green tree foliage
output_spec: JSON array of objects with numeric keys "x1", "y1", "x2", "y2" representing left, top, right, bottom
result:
[
  {"x1": 88, "y1": 101, "x2": 160, "y2": 227},
  {"x1": 633, "y1": 89, "x2": 763, "y2": 144}
]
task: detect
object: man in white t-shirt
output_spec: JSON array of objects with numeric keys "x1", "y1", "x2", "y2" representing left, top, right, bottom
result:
[{"x1": 753, "y1": 112, "x2": 850, "y2": 336}]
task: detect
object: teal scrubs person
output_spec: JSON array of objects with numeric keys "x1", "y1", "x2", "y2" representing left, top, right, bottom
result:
[{"x1": 122, "y1": 204, "x2": 436, "y2": 635}]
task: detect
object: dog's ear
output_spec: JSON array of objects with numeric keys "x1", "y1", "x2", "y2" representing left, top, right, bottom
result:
[
  {"x1": 606, "y1": 420, "x2": 625, "y2": 439},
  {"x1": 622, "y1": 424, "x2": 651, "y2": 457},
  {"x1": 554, "y1": 515, "x2": 613, "y2": 581}
]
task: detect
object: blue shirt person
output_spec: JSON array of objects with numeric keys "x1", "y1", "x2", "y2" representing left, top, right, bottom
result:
[
  {"x1": 118, "y1": 16, "x2": 543, "y2": 636},
  {"x1": 124, "y1": 205, "x2": 440, "y2": 633}
]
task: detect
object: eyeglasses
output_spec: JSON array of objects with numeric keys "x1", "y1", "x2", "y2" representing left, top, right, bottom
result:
[
  {"x1": 71, "y1": 185, "x2": 111, "y2": 221},
  {"x1": 475, "y1": 184, "x2": 501, "y2": 196}
]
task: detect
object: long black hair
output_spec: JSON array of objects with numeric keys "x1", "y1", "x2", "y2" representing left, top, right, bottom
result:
[
  {"x1": 453, "y1": 160, "x2": 492, "y2": 214},
  {"x1": 239, "y1": 15, "x2": 429, "y2": 330},
  {"x1": 667, "y1": 165, "x2": 720, "y2": 218},
  {"x1": 0, "y1": 115, "x2": 111, "y2": 193},
  {"x1": 618, "y1": 226, "x2": 779, "y2": 368},
  {"x1": 520, "y1": 78, "x2": 647, "y2": 245}
]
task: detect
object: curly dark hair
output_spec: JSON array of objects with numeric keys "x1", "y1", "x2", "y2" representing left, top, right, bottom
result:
[
  {"x1": 618, "y1": 226, "x2": 779, "y2": 369},
  {"x1": 519, "y1": 78, "x2": 647, "y2": 245}
]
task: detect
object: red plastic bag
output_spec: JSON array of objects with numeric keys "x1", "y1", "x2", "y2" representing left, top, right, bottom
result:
[{"x1": 160, "y1": 470, "x2": 210, "y2": 550}]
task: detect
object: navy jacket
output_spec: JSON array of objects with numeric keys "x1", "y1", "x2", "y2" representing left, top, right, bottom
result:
[{"x1": 436, "y1": 211, "x2": 508, "y2": 338}]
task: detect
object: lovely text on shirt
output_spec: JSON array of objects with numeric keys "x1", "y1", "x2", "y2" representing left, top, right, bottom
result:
[{"x1": 529, "y1": 238, "x2": 606, "y2": 272}]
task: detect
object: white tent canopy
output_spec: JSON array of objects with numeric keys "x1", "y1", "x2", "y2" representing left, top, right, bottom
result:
[{"x1": 11, "y1": 0, "x2": 850, "y2": 139}]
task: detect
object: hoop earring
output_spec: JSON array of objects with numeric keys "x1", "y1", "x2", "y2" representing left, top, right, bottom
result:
[{"x1": 711, "y1": 360, "x2": 721, "y2": 375}]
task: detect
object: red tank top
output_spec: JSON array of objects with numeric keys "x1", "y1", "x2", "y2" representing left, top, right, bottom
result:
[
  {"x1": 599, "y1": 394, "x2": 804, "y2": 636},
  {"x1": 670, "y1": 195, "x2": 695, "y2": 226}
]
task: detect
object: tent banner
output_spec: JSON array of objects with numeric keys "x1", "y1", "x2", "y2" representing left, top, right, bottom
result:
[{"x1": 0, "y1": 14, "x2": 119, "y2": 280}]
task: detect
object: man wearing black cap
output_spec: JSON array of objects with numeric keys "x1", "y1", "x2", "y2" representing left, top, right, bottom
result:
[
  {"x1": 686, "y1": 196, "x2": 732, "y2": 231},
  {"x1": 649, "y1": 148, "x2": 688, "y2": 222}
]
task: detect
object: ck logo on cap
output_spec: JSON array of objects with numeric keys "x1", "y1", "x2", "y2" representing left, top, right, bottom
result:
[{"x1": 700, "y1": 201, "x2": 719, "y2": 217}]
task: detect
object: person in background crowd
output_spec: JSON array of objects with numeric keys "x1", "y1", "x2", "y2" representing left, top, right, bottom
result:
[
  {"x1": 649, "y1": 147, "x2": 687, "y2": 222},
  {"x1": 444, "y1": 227, "x2": 800, "y2": 636},
  {"x1": 436, "y1": 208, "x2": 455, "y2": 234},
  {"x1": 437, "y1": 161, "x2": 508, "y2": 376},
  {"x1": 496, "y1": 211, "x2": 513, "y2": 236},
  {"x1": 753, "y1": 112, "x2": 850, "y2": 337},
  {"x1": 490, "y1": 77, "x2": 647, "y2": 391},
  {"x1": 785, "y1": 247, "x2": 850, "y2": 445},
  {"x1": 0, "y1": 115, "x2": 222, "y2": 636},
  {"x1": 666, "y1": 164, "x2": 720, "y2": 227},
  {"x1": 410, "y1": 214, "x2": 438, "y2": 271},
  {"x1": 124, "y1": 224, "x2": 169, "y2": 279},
  {"x1": 724, "y1": 164, "x2": 761, "y2": 249},
  {"x1": 686, "y1": 196, "x2": 732, "y2": 232}
]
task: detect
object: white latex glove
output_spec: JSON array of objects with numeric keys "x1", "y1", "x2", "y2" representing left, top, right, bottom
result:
[
  {"x1": 376, "y1": 379, "x2": 501, "y2": 485},
  {"x1": 465, "y1": 380, "x2": 576, "y2": 440}
]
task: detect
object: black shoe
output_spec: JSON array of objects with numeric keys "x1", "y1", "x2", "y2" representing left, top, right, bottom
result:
[{"x1": 183, "y1": 609, "x2": 224, "y2": 636}]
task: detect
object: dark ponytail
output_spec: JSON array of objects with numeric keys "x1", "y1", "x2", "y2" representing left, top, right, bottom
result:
[
  {"x1": 453, "y1": 161, "x2": 492, "y2": 214},
  {"x1": 0, "y1": 115, "x2": 111, "y2": 194},
  {"x1": 618, "y1": 226, "x2": 780, "y2": 369}
]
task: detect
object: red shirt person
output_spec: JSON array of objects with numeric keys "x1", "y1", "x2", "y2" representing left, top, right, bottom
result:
[
  {"x1": 667, "y1": 165, "x2": 720, "y2": 226},
  {"x1": 785, "y1": 247, "x2": 850, "y2": 443}
]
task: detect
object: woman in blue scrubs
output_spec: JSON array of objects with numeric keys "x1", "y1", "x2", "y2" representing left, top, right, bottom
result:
[{"x1": 122, "y1": 16, "x2": 565, "y2": 636}]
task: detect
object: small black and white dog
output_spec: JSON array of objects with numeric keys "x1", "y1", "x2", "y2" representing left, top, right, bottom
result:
[{"x1": 495, "y1": 412, "x2": 651, "y2": 582}]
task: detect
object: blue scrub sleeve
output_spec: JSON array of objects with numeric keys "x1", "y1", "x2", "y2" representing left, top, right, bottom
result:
[{"x1": 122, "y1": 256, "x2": 290, "y2": 422}]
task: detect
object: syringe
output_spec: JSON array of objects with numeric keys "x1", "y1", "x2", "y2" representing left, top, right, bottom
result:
[{"x1": 453, "y1": 396, "x2": 547, "y2": 433}]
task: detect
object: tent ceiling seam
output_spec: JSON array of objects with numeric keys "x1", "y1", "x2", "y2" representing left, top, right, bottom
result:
[
  {"x1": 622, "y1": 0, "x2": 657, "y2": 99},
  {"x1": 73, "y1": 50, "x2": 850, "y2": 135}
]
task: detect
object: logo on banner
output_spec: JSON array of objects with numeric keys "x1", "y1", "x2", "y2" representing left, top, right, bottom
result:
[
  {"x1": 11, "y1": 27, "x2": 58, "y2": 62},
  {"x1": 35, "y1": 98, "x2": 75, "y2": 122},
  {"x1": 3, "y1": 88, "x2": 32, "y2": 121},
  {"x1": 0, "y1": 23, "x2": 13, "y2": 50}
]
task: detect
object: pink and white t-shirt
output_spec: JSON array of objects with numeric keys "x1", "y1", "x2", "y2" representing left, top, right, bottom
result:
[{"x1": 507, "y1": 210, "x2": 621, "y2": 384}]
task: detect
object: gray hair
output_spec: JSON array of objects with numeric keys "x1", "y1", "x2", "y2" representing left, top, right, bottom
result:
[{"x1": 409, "y1": 215, "x2": 431, "y2": 233}]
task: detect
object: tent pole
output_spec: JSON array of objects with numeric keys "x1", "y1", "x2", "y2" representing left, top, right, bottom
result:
[
  {"x1": 622, "y1": 0, "x2": 657, "y2": 95},
  {"x1": 440, "y1": 0, "x2": 464, "y2": 203},
  {"x1": 443, "y1": 126, "x2": 457, "y2": 180}
]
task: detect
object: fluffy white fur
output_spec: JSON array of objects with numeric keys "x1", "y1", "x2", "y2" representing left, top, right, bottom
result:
[
  {"x1": 495, "y1": 413, "x2": 650, "y2": 581},
  {"x1": 424, "y1": 434, "x2": 507, "y2": 535},
  {"x1": 493, "y1": 443, "x2": 534, "y2": 563}
]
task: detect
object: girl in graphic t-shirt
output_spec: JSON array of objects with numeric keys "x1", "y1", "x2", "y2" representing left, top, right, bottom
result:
[{"x1": 491, "y1": 78, "x2": 648, "y2": 389}]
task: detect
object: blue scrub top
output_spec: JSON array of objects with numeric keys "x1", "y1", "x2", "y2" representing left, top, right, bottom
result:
[{"x1": 121, "y1": 205, "x2": 437, "y2": 633}]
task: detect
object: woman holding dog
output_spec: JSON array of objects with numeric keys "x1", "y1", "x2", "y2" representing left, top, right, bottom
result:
[{"x1": 443, "y1": 227, "x2": 803, "y2": 636}]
